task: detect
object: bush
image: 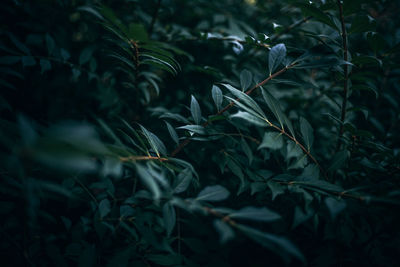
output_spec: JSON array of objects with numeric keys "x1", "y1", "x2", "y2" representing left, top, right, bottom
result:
[{"x1": 1, "y1": 0, "x2": 399, "y2": 266}]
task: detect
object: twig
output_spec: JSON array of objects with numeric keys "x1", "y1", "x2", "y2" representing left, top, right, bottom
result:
[
  {"x1": 119, "y1": 155, "x2": 168, "y2": 162},
  {"x1": 148, "y1": 0, "x2": 162, "y2": 35},
  {"x1": 271, "y1": 16, "x2": 312, "y2": 41},
  {"x1": 335, "y1": 0, "x2": 349, "y2": 152}
]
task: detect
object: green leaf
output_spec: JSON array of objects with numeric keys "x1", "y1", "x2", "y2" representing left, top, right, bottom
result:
[
  {"x1": 128, "y1": 23, "x2": 148, "y2": 41},
  {"x1": 349, "y1": 15, "x2": 375, "y2": 34},
  {"x1": 267, "y1": 181, "x2": 285, "y2": 200},
  {"x1": 40, "y1": 59, "x2": 51, "y2": 74},
  {"x1": 177, "y1": 125, "x2": 206, "y2": 135},
  {"x1": 212, "y1": 85, "x2": 223, "y2": 111},
  {"x1": 236, "y1": 224, "x2": 305, "y2": 263},
  {"x1": 240, "y1": 69, "x2": 252, "y2": 90},
  {"x1": 299, "y1": 117, "x2": 314, "y2": 151},
  {"x1": 213, "y1": 220, "x2": 235, "y2": 244},
  {"x1": 229, "y1": 206, "x2": 281, "y2": 222},
  {"x1": 139, "y1": 125, "x2": 167, "y2": 157},
  {"x1": 163, "y1": 202, "x2": 176, "y2": 237},
  {"x1": 165, "y1": 121, "x2": 179, "y2": 145},
  {"x1": 174, "y1": 168, "x2": 193, "y2": 193},
  {"x1": 328, "y1": 150, "x2": 348, "y2": 172},
  {"x1": 297, "y1": 3, "x2": 338, "y2": 31},
  {"x1": 230, "y1": 111, "x2": 267, "y2": 127},
  {"x1": 22, "y1": 56, "x2": 36, "y2": 67},
  {"x1": 258, "y1": 132, "x2": 283, "y2": 150},
  {"x1": 241, "y1": 138, "x2": 253, "y2": 165},
  {"x1": 325, "y1": 197, "x2": 346, "y2": 220},
  {"x1": 268, "y1": 43, "x2": 286, "y2": 74},
  {"x1": 99, "y1": 199, "x2": 111, "y2": 218},
  {"x1": 45, "y1": 34, "x2": 56, "y2": 55},
  {"x1": 190, "y1": 95, "x2": 202, "y2": 125},
  {"x1": 196, "y1": 185, "x2": 230, "y2": 202},
  {"x1": 79, "y1": 46, "x2": 94, "y2": 65},
  {"x1": 136, "y1": 165, "x2": 161, "y2": 201},
  {"x1": 221, "y1": 83, "x2": 266, "y2": 118}
]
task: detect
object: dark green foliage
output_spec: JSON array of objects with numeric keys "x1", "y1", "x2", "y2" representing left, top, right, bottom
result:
[{"x1": 1, "y1": 0, "x2": 400, "y2": 266}]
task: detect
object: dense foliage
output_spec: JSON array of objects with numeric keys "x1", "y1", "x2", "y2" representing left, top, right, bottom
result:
[{"x1": 1, "y1": 0, "x2": 400, "y2": 266}]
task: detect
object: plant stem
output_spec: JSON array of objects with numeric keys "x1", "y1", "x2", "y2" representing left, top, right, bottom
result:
[
  {"x1": 271, "y1": 16, "x2": 312, "y2": 41},
  {"x1": 335, "y1": 0, "x2": 349, "y2": 152},
  {"x1": 120, "y1": 155, "x2": 168, "y2": 162}
]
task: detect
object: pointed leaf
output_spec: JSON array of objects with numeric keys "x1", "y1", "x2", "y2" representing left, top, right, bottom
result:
[
  {"x1": 136, "y1": 164, "x2": 161, "y2": 201},
  {"x1": 299, "y1": 117, "x2": 314, "y2": 151},
  {"x1": 163, "y1": 202, "x2": 176, "y2": 237},
  {"x1": 165, "y1": 121, "x2": 179, "y2": 145},
  {"x1": 221, "y1": 83, "x2": 266, "y2": 118},
  {"x1": 212, "y1": 85, "x2": 223, "y2": 111},
  {"x1": 99, "y1": 199, "x2": 111, "y2": 218},
  {"x1": 258, "y1": 132, "x2": 283, "y2": 150},
  {"x1": 240, "y1": 69, "x2": 252, "y2": 90},
  {"x1": 229, "y1": 206, "x2": 281, "y2": 222},
  {"x1": 230, "y1": 111, "x2": 267, "y2": 127},
  {"x1": 196, "y1": 185, "x2": 230, "y2": 202},
  {"x1": 214, "y1": 220, "x2": 235, "y2": 244},
  {"x1": 268, "y1": 43, "x2": 286, "y2": 74},
  {"x1": 139, "y1": 125, "x2": 166, "y2": 157},
  {"x1": 190, "y1": 95, "x2": 202, "y2": 125},
  {"x1": 174, "y1": 168, "x2": 193, "y2": 193}
]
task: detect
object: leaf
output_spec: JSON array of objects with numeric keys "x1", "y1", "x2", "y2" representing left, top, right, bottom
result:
[
  {"x1": 236, "y1": 224, "x2": 305, "y2": 263},
  {"x1": 258, "y1": 132, "x2": 283, "y2": 150},
  {"x1": 299, "y1": 117, "x2": 314, "y2": 151},
  {"x1": 136, "y1": 164, "x2": 161, "y2": 201},
  {"x1": 190, "y1": 95, "x2": 202, "y2": 125},
  {"x1": 230, "y1": 111, "x2": 267, "y2": 127},
  {"x1": 240, "y1": 69, "x2": 252, "y2": 90},
  {"x1": 325, "y1": 197, "x2": 346, "y2": 220},
  {"x1": 177, "y1": 125, "x2": 206, "y2": 135},
  {"x1": 241, "y1": 138, "x2": 253, "y2": 165},
  {"x1": 349, "y1": 15, "x2": 375, "y2": 34},
  {"x1": 165, "y1": 121, "x2": 179, "y2": 145},
  {"x1": 267, "y1": 181, "x2": 285, "y2": 200},
  {"x1": 297, "y1": 3, "x2": 338, "y2": 30},
  {"x1": 211, "y1": 85, "x2": 223, "y2": 111},
  {"x1": 213, "y1": 220, "x2": 235, "y2": 244},
  {"x1": 328, "y1": 150, "x2": 348, "y2": 172},
  {"x1": 268, "y1": 43, "x2": 286, "y2": 74},
  {"x1": 196, "y1": 185, "x2": 230, "y2": 202},
  {"x1": 22, "y1": 56, "x2": 36, "y2": 67},
  {"x1": 40, "y1": 59, "x2": 51, "y2": 74},
  {"x1": 45, "y1": 34, "x2": 56, "y2": 55},
  {"x1": 174, "y1": 168, "x2": 193, "y2": 193},
  {"x1": 99, "y1": 199, "x2": 111, "y2": 218},
  {"x1": 163, "y1": 202, "x2": 176, "y2": 237},
  {"x1": 79, "y1": 46, "x2": 94, "y2": 65},
  {"x1": 221, "y1": 83, "x2": 266, "y2": 118},
  {"x1": 139, "y1": 125, "x2": 167, "y2": 157},
  {"x1": 229, "y1": 206, "x2": 281, "y2": 222},
  {"x1": 261, "y1": 87, "x2": 294, "y2": 136}
]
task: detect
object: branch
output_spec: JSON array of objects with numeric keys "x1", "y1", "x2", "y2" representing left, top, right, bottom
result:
[
  {"x1": 119, "y1": 155, "x2": 168, "y2": 162},
  {"x1": 271, "y1": 16, "x2": 312, "y2": 41},
  {"x1": 170, "y1": 63, "x2": 295, "y2": 157},
  {"x1": 335, "y1": 0, "x2": 349, "y2": 152}
]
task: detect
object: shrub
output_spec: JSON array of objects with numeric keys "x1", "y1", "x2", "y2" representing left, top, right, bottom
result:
[{"x1": 1, "y1": 0, "x2": 399, "y2": 266}]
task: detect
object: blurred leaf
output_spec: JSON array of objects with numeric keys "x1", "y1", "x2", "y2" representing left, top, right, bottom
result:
[
  {"x1": 174, "y1": 168, "x2": 193, "y2": 193},
  {"x1": 99, "y1": 199, "x2": 111, "y2": 218},
  {"x1": 214, "y1": 220, "x2": 235, "y2": 244},
  {"x1": 325, "y1": 197, "x2": 346, "y2": 220},
  {"x1": 299, "y1": 117, "x2": 314, "y2": 151},
  {"x1": 163, "y1": 202, "x2": 176, "y2": 237},
  {"x1": 229, "y1": 206, "x2": 281, "y2": 222},
  {"x1": 196, "y1": 185, "x2": 230, "y2": 202},
  {"x1": 165, "y1": 121, "x2": 179, "y2": 145},
  {"x1": 258, "y1": 132, "x2": 283, "y2": 150}
]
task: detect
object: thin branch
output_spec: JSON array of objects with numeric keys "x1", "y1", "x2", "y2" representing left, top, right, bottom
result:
[
  {"x1": 335, "y1": 0, "x2": 349, "y2": 152},
  {"x1": 148, "y1": 0, "x2": 162, "y2": 35},
  {"x1": 120, "y1": 155, "x2": 168, "y2": 162},
  {"x1": 171, "y1": 63, "x2": 295, "y2": 157},
  {"x1": 271, "y1": 16, "x2": 312, "y2": 41},
  {"x1": 268, "y1": 123, "x2": 328, "y2": 180}
]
